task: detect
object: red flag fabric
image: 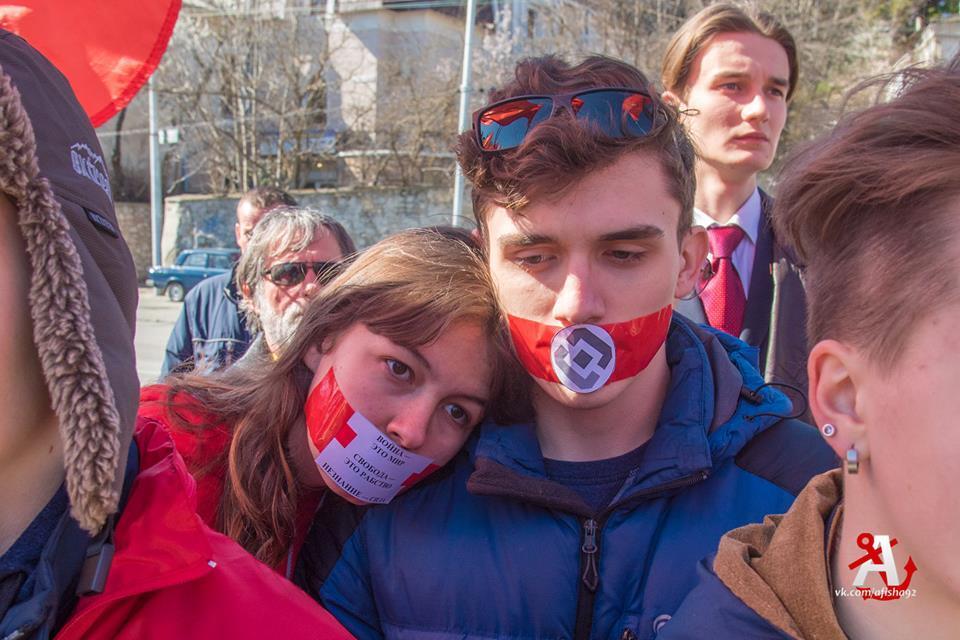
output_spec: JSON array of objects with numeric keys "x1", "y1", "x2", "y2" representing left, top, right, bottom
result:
[{"x1": 0, "y1": 0, "x2": 181, "y2": 127}]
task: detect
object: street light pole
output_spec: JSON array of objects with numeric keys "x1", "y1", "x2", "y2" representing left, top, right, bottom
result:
[
  {"x1": 451, "y1": 0, "x2": 477, "y2": 226},
  {"x1": 148, "y1": 75, "x2": 163, "y2": 267}
]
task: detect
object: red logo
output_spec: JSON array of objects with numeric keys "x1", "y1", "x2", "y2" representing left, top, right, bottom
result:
[{"x1": 847, "y1": 532, "x2": 918, "y2": 601}]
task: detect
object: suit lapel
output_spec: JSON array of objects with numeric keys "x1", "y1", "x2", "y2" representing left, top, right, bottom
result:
[{"x1": 740, "y1": 191, "x2": 774, "y2": 348}]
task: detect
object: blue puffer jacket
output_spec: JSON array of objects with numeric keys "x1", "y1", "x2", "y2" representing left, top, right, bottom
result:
[
  {"x1": 318, "y1": 317, "x2": 838, "y2": 640},
  {"x1": 161, "y1": 269, "x2": 252, "y2": 377}
]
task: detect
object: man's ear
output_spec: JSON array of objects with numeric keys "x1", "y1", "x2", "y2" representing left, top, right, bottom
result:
[
  {"x1": 808, "y1": 339, "x2": 870, "y2": 461},
  {"x1": 674, "y1": 225, "x2": 708, "y2": 300},
  {"x1": 241, "y1": 282, "x2": 255, "y2": 309},
  {"x1": 470, "y1": 227, "x2": 482, "y2": 246},
  {"x1": 662, "y1": 89, "x2": 683, "y2": 109}
]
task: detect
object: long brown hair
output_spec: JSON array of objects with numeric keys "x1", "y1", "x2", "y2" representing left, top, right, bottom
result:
[
  {"x1": 661, "y1": 3, "x2": 799, "y2": 101},
  {"x1": 166, "y1": 228, "x2": 526, "y2": 566}
]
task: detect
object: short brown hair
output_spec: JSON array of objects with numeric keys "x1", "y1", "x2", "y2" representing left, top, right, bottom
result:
[
  {"x1": 457, "y1": 55, "x2": 696, "y2": 242},
  {"x1": 662, "y1": 3, "x2": 799, "y2": 101},
  {"x1": 237, "y1": 185, "x2": 297, "y2": 214},
  {"x1": 773, "y1": 59, "x2": 960, "y2": 368}
]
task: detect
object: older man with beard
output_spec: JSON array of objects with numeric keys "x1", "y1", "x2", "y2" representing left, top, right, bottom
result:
[
  {"x1": 161, "y1": 186, "x2": 298, "y2": 376},
  {"x1": 236, "y1": 207, "x2": 355, "y2": 360}
]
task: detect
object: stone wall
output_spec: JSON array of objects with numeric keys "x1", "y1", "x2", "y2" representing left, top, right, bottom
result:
[
  {"x1": 160, "y1": 185, "x2": 465, "y2": 264},
  {"x1": 115, "y1": 202, "x2": 152, "y2": 281}
]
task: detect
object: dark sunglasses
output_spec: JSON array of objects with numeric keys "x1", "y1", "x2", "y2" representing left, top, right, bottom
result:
[
  {"x1": 262, "y1": 261, "x2": 342, "y2": 287},
  {"x1": 473, "y1": 87, "x2": 657, "y2": 153}
]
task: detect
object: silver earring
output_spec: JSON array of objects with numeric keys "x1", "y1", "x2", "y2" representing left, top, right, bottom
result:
[
  {"x1": 845, "y1": 446, "x2": 860, "y2": 475},
  {"x1": 821, "y1": 423, "x2": 836, "y2": 437}
]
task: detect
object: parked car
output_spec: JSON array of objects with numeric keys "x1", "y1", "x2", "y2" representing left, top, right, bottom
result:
[{"x1": 146, "y1": 248, "x2": 239, "y2": 302}]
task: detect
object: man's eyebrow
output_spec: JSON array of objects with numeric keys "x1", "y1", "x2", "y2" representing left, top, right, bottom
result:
[
  {"x1": 712, "y1": 70, "x2": 751, "y2": 82},
  {"x1": 598, "y1": 225, "x2": 664, "y2": 242},
  {"x1": 768, "y1": 75, "x2": 789, "y2": 89},
  {"x1": 497, "y1": 232, "x2": 555, "y2": 250},
  {"x1": 713, "y1": 70, "x2": 789, "y2": 89}
]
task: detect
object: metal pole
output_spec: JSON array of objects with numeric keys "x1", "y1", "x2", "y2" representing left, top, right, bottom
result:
[
  {"x1": 148, "y1": 76, "x2": 163, "y2": 267},
  {"x1": 451, "y1": 0, "x2": 477, "y2": 226}
]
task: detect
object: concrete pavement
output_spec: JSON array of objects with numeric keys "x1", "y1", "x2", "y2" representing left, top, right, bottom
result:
[{"x1": 135, "y1": 286, "x2": 181, "y2": 385}]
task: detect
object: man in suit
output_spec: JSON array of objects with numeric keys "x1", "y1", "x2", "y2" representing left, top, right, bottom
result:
[{"x1": 662, "y1": 3, "x2": 808, "y2": 409}]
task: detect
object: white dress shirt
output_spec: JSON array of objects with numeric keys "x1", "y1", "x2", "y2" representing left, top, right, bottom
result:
[{"x1": 693, "y1": 187, "x2": 762, "y2": 297}]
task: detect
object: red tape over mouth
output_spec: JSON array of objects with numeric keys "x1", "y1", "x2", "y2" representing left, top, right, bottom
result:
[
  {"x1": 305, "y1": 368, "x2": 355, "y2": 452},
  {"x1": 507, "y1": 304, "x2": 673, "y2": 392},
  {"x1": 303, "y1": 369, "x2": 439, "y2": 504}
]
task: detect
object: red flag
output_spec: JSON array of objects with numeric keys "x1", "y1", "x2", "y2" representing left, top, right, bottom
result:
[{"x1": 0, "y1": 0, "x2": 182, "y2": 127}]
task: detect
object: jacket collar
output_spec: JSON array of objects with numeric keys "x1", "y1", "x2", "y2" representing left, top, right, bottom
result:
[
  {"x1": 468, "y1": 315, "x2": 793, "y2": 512},
  {"x1": 223, "y1": 265, "x2": 243, "y2": 305},
  {"x1": 712, "y1": 470, "x2": 846, "y2": 639},
  {"x1": 0, "y1": 507, "x2": 90, "y2": 640}
]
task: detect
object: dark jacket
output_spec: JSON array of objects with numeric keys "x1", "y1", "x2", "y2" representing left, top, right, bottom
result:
[
  {"x1": 317, "y1": 316, "x2": 838, "y2": 640},
  {"x1": 677, "y1": 190, "x2": 809, "y2": 417},
  {"x1": 160, "y1": 269, "x2": 253, "y2": 377},
  {"x1": 657, "y1": 470, "x2": 847, "y2": 640}
]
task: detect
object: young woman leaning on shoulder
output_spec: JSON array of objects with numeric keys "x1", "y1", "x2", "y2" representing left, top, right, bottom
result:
[{"x1": 139, "y1": 228, "x2": 527, "y2": 579}]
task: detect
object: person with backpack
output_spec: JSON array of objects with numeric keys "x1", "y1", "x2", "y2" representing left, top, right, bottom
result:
[{"x1": 0, "y1": 30, "x2": 351, "y2": 640}]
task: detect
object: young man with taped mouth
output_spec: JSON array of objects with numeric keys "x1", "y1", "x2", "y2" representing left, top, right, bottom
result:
[{"x1": 316, "y1": 55, "x2": 838, "y2": 640}]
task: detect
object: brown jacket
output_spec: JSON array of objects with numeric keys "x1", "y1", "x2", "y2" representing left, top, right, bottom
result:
[
  {"x1": 712, "y1": 470, "x2": 847, "y2": 639},
  {"x1": 659, "y1": 470, "x2": 847, "y2": 640}
]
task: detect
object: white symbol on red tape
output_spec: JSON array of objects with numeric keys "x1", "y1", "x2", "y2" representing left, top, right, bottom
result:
[
  {"x1": 314, "y1": 410, "x2": 436, "y2": 504},
  {"x1": 550, "y1": 324, "x2": 616, "y2": 393}
]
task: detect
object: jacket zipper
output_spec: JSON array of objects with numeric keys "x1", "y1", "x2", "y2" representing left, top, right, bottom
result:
[
  {"x1": 573, "y1": 517, "x2": 603, "y2": 640},
  {"x1": 571, "y1": 469, "x2": 711, "y2": 640}
]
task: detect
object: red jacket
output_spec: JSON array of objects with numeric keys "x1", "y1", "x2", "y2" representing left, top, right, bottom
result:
[
  {"x1": 138, "y1": 385, "x2": 323, "y2": 577},
  {"x1": 55, "y1": 409, "x2": 352, "y2": 639}
]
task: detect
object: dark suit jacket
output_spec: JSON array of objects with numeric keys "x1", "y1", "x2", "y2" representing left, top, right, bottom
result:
[{"x1": 677, "y1": 190, "x2": 810, "y2": 418}]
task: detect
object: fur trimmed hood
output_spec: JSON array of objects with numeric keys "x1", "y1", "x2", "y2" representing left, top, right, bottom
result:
[{"x1": 0, "y1": 31, "x2": 139, "y2": 534}]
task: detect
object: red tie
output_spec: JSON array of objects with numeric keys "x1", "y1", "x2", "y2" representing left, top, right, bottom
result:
[{"x1": 701, "y1": 226, "x2": 746, "y2": 336}]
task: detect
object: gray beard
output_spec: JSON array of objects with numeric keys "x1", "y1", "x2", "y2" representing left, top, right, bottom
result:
[{"x1": 255, "y1": 290, "x2": 304, "y2": 353}]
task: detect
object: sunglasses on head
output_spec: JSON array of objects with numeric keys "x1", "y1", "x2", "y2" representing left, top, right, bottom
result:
[
  {"x1": 473, "y1": 87, "x2": 657, "y2": 153},
  {"x1": 262, "y1": 261, "x2": 342, "y2": 287}
]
